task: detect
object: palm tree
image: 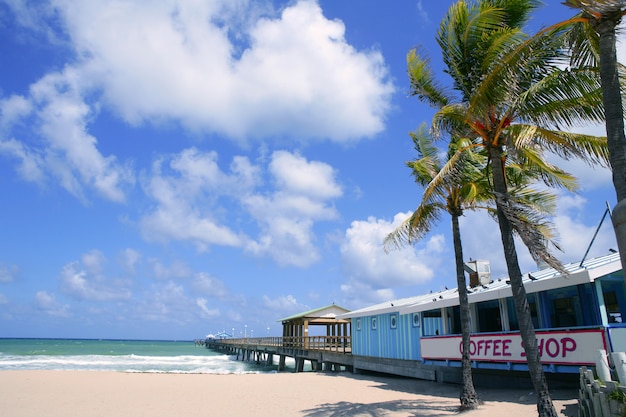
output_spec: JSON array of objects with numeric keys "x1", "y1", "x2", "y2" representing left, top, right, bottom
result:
[
  {"x1": 562, "y1": 0, "x2": 626, "y2": 286},
  {"x1": 385, "y1": 126, "x2": 483, "y2": 410},
  {"x1": 384, "y1": 125, "x2": 565, "y2": 410},
  {"x1": 407, "y1": 1, "x2": 609, "y2": 415}
]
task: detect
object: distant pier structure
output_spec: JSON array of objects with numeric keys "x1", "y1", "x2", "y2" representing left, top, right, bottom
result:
[{"x1": 206, "y1": 304, "x2": 352, "y2": 372}]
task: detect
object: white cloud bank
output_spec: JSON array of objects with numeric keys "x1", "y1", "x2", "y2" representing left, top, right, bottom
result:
[
  {"x1": 140, "y1": 148, "x2": 343, "y2": 267},
  {"x1": 1, "y1": 0, "x2": 394, "y2": 171},
  {"x1": 339, "y1": 212, "x2": 445, "y2": 305}
]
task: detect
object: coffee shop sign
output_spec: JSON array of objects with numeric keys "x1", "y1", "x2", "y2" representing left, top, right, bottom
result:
[{"x1": 420, "y1": 329, "x2": 606, "y2": 365}]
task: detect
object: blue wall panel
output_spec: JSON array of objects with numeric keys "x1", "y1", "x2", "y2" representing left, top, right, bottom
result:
[{"x1": 351, "y1": 313, "x2": 422, "y2": 360}]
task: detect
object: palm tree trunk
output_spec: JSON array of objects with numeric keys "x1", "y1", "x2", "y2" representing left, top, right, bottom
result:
[
  {"x1": 489, "y1": 147, "x2": 557, "y2": 417},
  {"x1": 596, "y1": 17, "x2": 626, "y2": 200},
  {"x1": 594, "y1": 16, "x2": 626, "y2": 287},
  {"x1": 451, "y1": 213, "x2": 480, "y2": 410}
]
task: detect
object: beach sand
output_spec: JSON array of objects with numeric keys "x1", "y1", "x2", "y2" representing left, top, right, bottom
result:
[{"x1": 0, "y1": 370, "x2": 578, "y2": 417}]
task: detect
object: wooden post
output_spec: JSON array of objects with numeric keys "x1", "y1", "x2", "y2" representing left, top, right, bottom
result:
[{"x1": 296, "y1": 357, "x2": 304, "y2": 372}]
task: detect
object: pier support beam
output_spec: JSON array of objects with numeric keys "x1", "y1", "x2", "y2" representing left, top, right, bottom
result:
[
  {"x1": 278, "y1": 355, "x2": 286, "y2": 371},
  {"x1": 295, "y1": 357, "x2": 305, "y2": 372}
]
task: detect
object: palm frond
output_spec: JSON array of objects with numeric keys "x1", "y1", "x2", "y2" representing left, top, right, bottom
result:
[
  {"x1": 563, "y1": 0, "x2": 626, "y2": 17},
  {"x1": 383, "y1": 202, "x2": 443, "y2": 252},
  {"x1": 438, "y1": 2, "x2": 508, "y2": 97},
  {"x1": 493, "y1": 190, "x2": 566, "y2": 273},
  {"x1": 407, "y1": 49, "x2": 451, "y2": 108},
  {"x1": 507, "y1": 124, "x2": 610, "y2": 167},
  {"x1": 515, "y1": 67, "x2": 605, "y2": 128},
  {"x1": 503, "y1": 155, "x2": 579, "y2": 192}
]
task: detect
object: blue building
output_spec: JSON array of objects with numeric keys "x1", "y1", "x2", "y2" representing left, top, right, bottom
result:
[{"x1": 338, "y1": 252, "x2": 625, "y2": 382}]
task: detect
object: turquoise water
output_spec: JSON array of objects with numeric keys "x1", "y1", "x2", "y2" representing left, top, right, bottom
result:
[{"x1": 0, "y1": 338, "x2": 280, "y2": 373}]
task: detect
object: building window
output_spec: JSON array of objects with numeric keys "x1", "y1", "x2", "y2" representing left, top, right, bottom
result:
[
  {"x1": 372, "y1": 317, "x2": 377, "y2": 330},
  {"x1": 507, "y1": 293, "x2": 540, "y2": 330},
  {"x1": 356, "y1": 318, "x2": 361, "y2": 331},
  {"x1": 600, "y1": 274, "x2": 626, "y2": 324},
  {"x1": 446, "y1": 305, "x2": 461, "y2": 334},
  {"x1": 390, "y1": 314, "x2": 397, "y2": 329},
  {"x1": 412, "y1": 313, "x2": 420, "y2": 327},
  {"x1": 605, "y1": 291, "x2": 622, "y2": 323},
  {"x1": 476, "y1": 299, "x2": 502, "y2": 332},
  {"x1": 544, "y1": 287, "x2": 583, "y2": 328},
  {"x1": 422, "y1": 309, "x2": 442, "y2": 336}
]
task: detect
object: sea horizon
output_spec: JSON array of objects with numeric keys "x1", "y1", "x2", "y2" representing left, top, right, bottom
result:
[{"x1": 0, "y1": 337, "x2": 290, "y2": 374}]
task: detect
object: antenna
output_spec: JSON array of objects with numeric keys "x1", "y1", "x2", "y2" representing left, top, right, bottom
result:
[{"x1": 580, "y1": 201, "x2": 612, "y2": 267}]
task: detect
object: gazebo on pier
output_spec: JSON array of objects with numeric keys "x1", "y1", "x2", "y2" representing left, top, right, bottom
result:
[{"x1": 278, "y1": 304, "x2": 351, "y2": 349}]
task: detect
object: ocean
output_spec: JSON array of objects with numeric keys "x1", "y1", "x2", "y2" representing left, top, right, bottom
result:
[{"x1": 0, "y1": 338, "x2": 284, "y2": 374}]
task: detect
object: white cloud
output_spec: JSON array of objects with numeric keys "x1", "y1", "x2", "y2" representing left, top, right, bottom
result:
[
  {"x1": 0, "y1": 264, "x2": 19, "y2": 283},
  {"x1": 339, "y1": 212, "x2": 444, "y2": 305},
  {"x1": 243, "y1": 151, "x2": 342, "y2": 267},
  {"x1": 0, "y1": 94, "x2": 32, "y2": 129},
  {"x1": 148, "y1": 259, "x2": 192, "y2": 280},
  {"x1": 59, "y1": 255, "x2": 132, "y2": 301},
  {"x1": 135, "y1": 281, "x2": 217, "y2": 324},
  {"x1": 35, "y1": 291, "x2": 71, "y2": 317},
  {"x1": 232, "y1": 1, "x2": 393, "y2": 141},
  {"x1": 121, "y1": 248, "x2": 141, "y2": 274},
  {"x1": 19, "y1": 0, "x2": 392, "y2": 143},
  {"x1": 552, "y1": 193, "x2": 617, "y2": 259},
  {"x1": 139, "y1": 148, "x2": 342, "y2": 265},
  {"x1": 0, "y1": 71, "x2": 135, "y2": 202},
  {"x1": 139, "y1": 148, "x2": 247, "y2": 250},
  {"x1": 0, "y1": 138, "x2": 46, "y2": 184},
  {"x1": 1, "y1": 0, "x2": 392, "y2": 207},
  {"x1": 270, "y1": 150, "x2": 342, "y2": 199},
  {"x1": 81, "y1": 249, "x2": 105, "y2": 275},
  {"x1": 196, "y1": 298, "x2": 220, "y2": 318},
  {"x1": 192, "y1": 272, "x2": 228, "y2": 299},
  {"x1": 1, "y1": 0, "x2": 393, "y2": 212},
  {"x1": 262, "y1": 294, "x2": 309, "y2": 316}
]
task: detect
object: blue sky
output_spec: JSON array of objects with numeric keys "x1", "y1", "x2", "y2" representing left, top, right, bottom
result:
[{"x1": 0, "y1": 0, "x2": 618, "y2": 340}]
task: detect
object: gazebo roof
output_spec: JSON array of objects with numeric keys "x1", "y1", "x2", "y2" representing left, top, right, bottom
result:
[{"x1": 278, "y1": 304, "x2": 351, "y2": 324}]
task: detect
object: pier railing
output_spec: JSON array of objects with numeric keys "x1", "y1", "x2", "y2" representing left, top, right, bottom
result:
[{"x1": 210, "y1": 336, "x2": 351, "y2": 354}]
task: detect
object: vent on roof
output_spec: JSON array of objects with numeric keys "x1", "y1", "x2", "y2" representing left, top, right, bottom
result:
[{"x1": 464, "y1": 260, "x2": 491, "y2": 288}]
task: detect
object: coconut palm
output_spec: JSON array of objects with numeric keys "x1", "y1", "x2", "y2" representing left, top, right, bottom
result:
[
  {"x1": 384, "y1": 125, "x2": 567, "y2": 410},
  {"x1": 384, "y1": 126, "x2": 484, "y2": 410},
  {"x1": 407, "y1": 1, "x2": 609, "y2": 415},
  {"x1": 562, "y1": 0, "x2": 626, "y2": 286}
]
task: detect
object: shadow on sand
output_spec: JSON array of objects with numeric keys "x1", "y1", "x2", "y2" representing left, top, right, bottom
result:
[
  {"x1": 300, "y1": 371, "x2": 579, "y2": 417},
  {"x1": 302, "y1": 399, "x2": 457, "y2": 417},
  {"x1": 301, "y1": 372, "x2": 461, "y2": 417}
]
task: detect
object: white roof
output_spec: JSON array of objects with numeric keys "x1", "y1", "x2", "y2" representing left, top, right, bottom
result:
[{"x1": 338, "y1": 252, "x2": 622, "y2": 319}]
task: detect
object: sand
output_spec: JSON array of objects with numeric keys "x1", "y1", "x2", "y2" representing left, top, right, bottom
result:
[{"x1": 0, "y1": 370, "x2": 578, "y2": 417}]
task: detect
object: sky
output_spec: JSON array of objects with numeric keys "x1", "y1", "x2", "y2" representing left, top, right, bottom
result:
[{"x1": 0, "y1": 0, "x2": 620, "y2": 340}]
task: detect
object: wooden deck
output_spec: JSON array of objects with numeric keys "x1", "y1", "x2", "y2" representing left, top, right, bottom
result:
[{"x1": 206, "y1": 336, "x2": 353, "y2": 372}]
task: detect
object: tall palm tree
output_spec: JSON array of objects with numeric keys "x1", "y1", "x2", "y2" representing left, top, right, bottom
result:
[
  {"x1": 562, "y1": 0, "x2": 626, "y2": 285},
  {"x1": 385, "y1": 126, "x2": 484, "y2": 410},
  {"x1": 407, "y1": 1, "x2": 609, "y2": 415},
  {"x1": 384, "y1": 125, "x2": 565, "y2": 410}
]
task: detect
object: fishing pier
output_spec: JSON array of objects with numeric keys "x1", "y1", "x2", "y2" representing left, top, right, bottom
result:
[
  {"x1": 206, "y1": 335, "x2": 353, "y2": 372},
  {"x1": 205, "y1": 304, "x2": 353, "y2": 372}
]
